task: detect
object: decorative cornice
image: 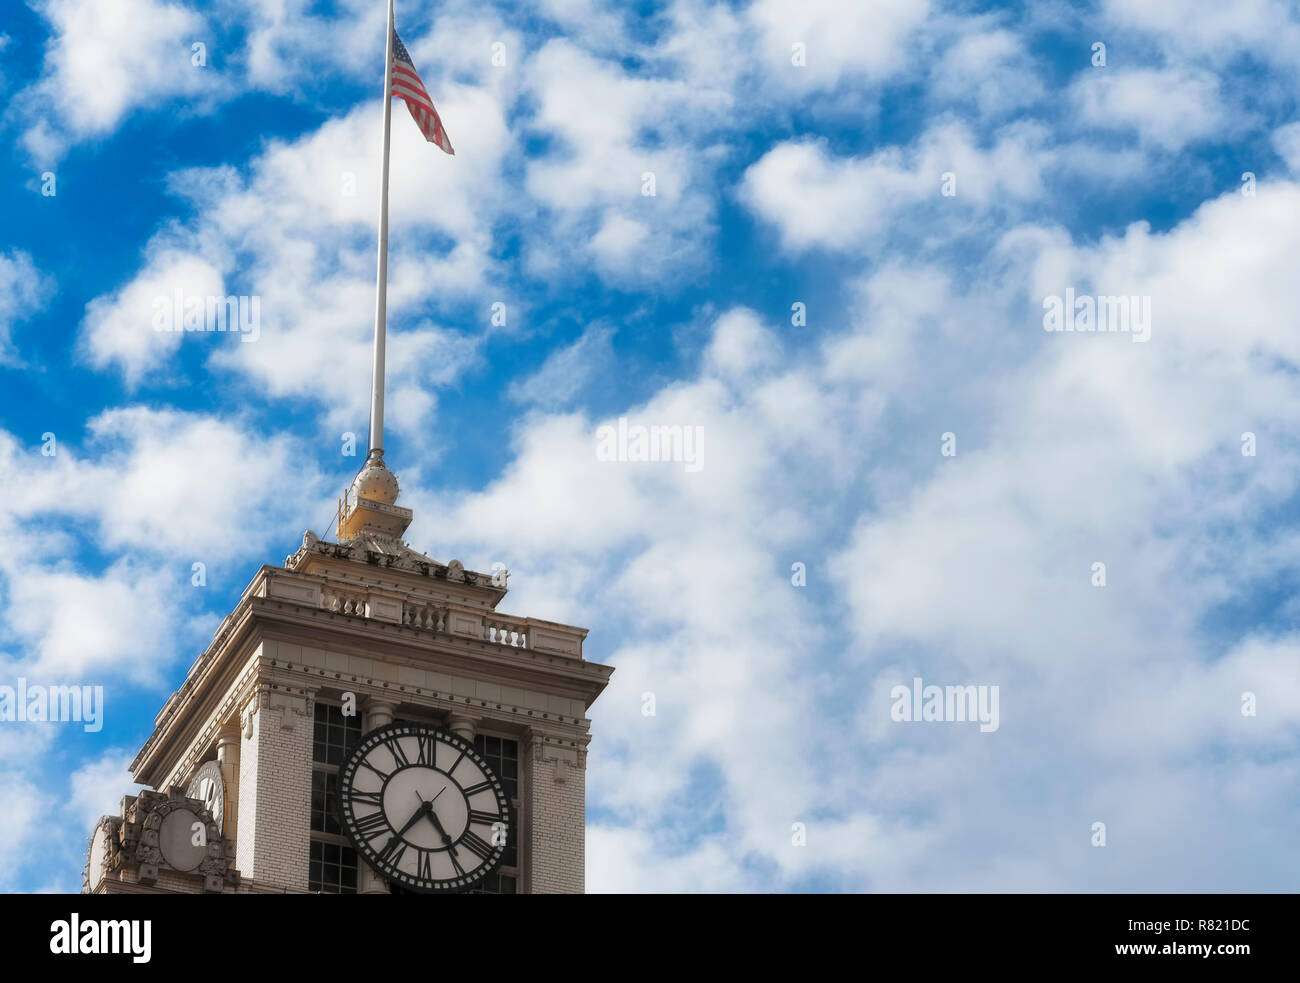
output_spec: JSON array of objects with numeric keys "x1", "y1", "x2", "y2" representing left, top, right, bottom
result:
[
  {"x1": 286, "y1": 529, "x2": 505, "y2": 592},
  {"x1": 527, "y1": 727, "x2": 590, "y2": 769},
  {"x1": 133, "y1": 643, "x2": 263, "y2": 785}
]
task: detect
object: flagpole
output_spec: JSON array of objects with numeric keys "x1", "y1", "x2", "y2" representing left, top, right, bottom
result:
[{"x1": 368, "y1": 0, "x2": 395, "y2": 463}]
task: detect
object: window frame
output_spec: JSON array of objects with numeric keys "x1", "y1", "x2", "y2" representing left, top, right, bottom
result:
[{"x1": 309, "y1": 700, "x2": 363, "y2": 894}]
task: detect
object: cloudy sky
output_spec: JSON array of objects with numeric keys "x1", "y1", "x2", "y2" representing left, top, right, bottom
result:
[{"x1": 2, "y1": 0, "x2": 1300, "y2": 893}]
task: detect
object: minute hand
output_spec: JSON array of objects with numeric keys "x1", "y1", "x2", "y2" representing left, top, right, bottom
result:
[{"x1": 425, "y1": 806, "x2": 454, "y2": 844}]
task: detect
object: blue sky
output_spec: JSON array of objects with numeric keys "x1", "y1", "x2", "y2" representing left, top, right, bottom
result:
[{"x1": 3, "y1": 0, "x2": 1300, "y2": 893}]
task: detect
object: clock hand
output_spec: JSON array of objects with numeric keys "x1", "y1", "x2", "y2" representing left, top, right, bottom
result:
[
  {"x1": 387, "y1": 803, "x2": 428, "y2": 844},
  {"x1": 425, "y1": 804, "x2": 454, "y2": 845},
  {"x1": 414, "y1": 785, "x2": 446, "y2": 808}
]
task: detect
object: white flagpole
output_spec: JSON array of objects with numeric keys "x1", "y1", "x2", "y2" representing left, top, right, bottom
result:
[{"x1": 368, "y1": 0, "x2": 395, "y2": 463}]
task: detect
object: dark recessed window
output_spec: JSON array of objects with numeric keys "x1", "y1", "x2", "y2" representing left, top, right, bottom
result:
[
  {"x1": 309, "y1": 839, "x2": 358, "y2": 894},
  {"x1": 310, "y1": 702, "x2": 362, "y2": 893},
  {"x1": 313, "y1": 702, "x2": 361, "y2": 766},
  {"x1": 467, "y1": 872, "x2": 518, "y2": 894},
  {"x1": 474, "y1": 734, "x2": 519, "y2": 869},
  {"x1": 310, "y1": 770, "x2": 342, "y2": 835}
]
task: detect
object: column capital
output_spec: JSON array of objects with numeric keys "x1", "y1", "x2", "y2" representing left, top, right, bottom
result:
[
  {"x1": 363, "y1": 698, "x2": 396, "y2": 731},
  {"x1": 447, "y1": 713, "x2": 479, "y2": 741},
  {"x1": 216, "y1": 725, "x2": 241, "y2": 753}
]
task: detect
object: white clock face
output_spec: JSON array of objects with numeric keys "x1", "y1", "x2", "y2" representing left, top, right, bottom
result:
[
  {"x1": 86, "y1": 824, "x2": 110, "y2": 890},
  {"x1": 338, "y1": 722, "x2": 511, "y2": 893},
  {"x1": 185, "y1": 761, "x2": 225, "y2": 834}
]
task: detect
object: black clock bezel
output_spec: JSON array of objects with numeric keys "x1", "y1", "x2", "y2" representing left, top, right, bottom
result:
[{"x1": 337, "y1": 720, "x2": 511, "y2": 894}]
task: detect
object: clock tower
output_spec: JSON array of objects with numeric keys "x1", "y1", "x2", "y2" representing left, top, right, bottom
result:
[
  {"x1": 83, "y1": 13, "x2": 611, "y2": 892},
  {"x1": 83, "y1": 452, "x2": 613, "y2": 894}
]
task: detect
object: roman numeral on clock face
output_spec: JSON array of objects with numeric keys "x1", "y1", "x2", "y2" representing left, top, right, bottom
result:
[
  {"x1": 458, "y1": 830, "x2": 495, "y2": 861},
  {"x1": 415, "y1": 734, "x2": 434, "y2": 766},
  {"x1": 351, "y1": 789, "x2": 383, "y2": 807},
  {"x1": 357, "y1": 758, "x2": 391, "y2": 782},
  {"x1": 468, "y1": 809, "x2": 500, "y2": 826},
  {"x1": 383, "y1": 737, "x2": 409, "y2": 768},
  {"x1": 418, "y1": 850, "x2": 434, "y2": 881},
  {"x1": 353, "y1": 811, "x2": 389, "y2": 839},
  {"x1": 462, "y1": 780, "x2": 494, "y2": 797}
]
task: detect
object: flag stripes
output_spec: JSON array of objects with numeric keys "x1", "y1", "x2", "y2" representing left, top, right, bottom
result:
[{"x1": 390, "y1": 30, "x2": 454, "y2": 155}]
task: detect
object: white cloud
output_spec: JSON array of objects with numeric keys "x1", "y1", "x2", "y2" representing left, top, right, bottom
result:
[
  {"x1": 533, "y1": 0, "x2": 632, "y2": 54},
  {"x1": 704, "y1": 308, "x2": 780, "y2": 380},
  {"x1": 748, "y1": 0, "x2": 930, "y2": 91},
  {"x1": 79, "y1": 250, "x2": 223, "y2": 385},
  {"x1": 587, "y1": 825, "x2": 750, "y2": 892},
  {"x1": 412, "y1": 310, "x2": 853, "y2": 886},
  {"x1": 0, "y1": 407, "x2": 329, "y2": 561},
  {"x1": 21, "y1": 0, "x2": 213, "y2": 159},
  {"x1": 1272, "y1": 121, "x2": 1300, "y2": 173},
  {"x1": 740, "y1": 122, "x2": 1049, "y2": 253},
  {"x1": 508, "y1": 323, "x2": 616, "y2": 408},
  {"x1": 1, "y1": 560, "x2": 183, "y2": 684},
  {"x1": 1101, "y1": 0, "x2": 1300, "y2": 65},
  {"x1": 78, "y1": 91, "x2": 506, "y2": 431},
  {"x1": 931, "y1": 29, "x2": 1044, "y2": 117},
  {"x1": 522, "y1": 38, "x2": 725, "y2": 285},
  {"x1": 14, "y1": 0, "x2": 518, "y2": 160},
  {"x1": 227, "y1": 0, "x2": 382, "y2": 88},
  {"x1": 654, "y1": 0, "x2": 749, "y2": 95},
  {"x1": 0, "y1": 774, "x2": 49, "y2": 889},
  {"x1": 1071, "y1": 67, "x2": 1228, "y2": 151},
  {"x1": 67, "y1": 749, "x2": 143, "y2": 831},
  {"x1": 410, "y1": 174, "x2": 1300, "y2": 890},
  {"x1": 0, "y1": 250, "x2": 54, "y2": 366}
]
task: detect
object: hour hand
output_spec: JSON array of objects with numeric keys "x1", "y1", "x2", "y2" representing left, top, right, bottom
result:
[{"x1": 391, "y1": 803, "x2": 427, "y2": 839}]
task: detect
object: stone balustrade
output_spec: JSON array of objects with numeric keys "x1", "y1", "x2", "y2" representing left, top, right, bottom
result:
[
  {"x1": 485, "y1": 618, "x2": 528, "y2": 648},
  {"x1": 403, "y1": 603, "x2": 447, "y2": 631},
  {"x1": 259, "y1": 568, "x2": 585, "y2": 658},
  {"x1": 322, "y1": 588, "x2": 368, "y2": 618}
]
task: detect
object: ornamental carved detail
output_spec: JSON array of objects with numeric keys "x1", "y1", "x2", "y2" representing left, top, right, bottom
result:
[
  {"x1": 284, "y1": 530, "x2": 500, "y2": 591},
  {"x1": 116, "y1": 787, "x2": 240, "y2": 893},
  {"x1": 82, "y1": 814, "x2": 124, "y2": 894}
]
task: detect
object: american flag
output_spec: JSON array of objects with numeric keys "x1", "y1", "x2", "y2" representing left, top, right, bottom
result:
[{"x1": 391, "y1": 30, "x2": 454, "y2": 155}]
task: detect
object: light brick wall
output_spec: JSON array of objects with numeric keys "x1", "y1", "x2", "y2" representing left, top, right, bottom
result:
[
  {"x1": 234, "y1": 693, "x2": 312, "y2": 890},
  {"x1": 525, "y1": 741, "x2": 587, "y2": 893}
]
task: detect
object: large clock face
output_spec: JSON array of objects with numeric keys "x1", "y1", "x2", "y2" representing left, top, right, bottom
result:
[{"x1": 338, "y1": 721, "x2": 511, "y2": 893}]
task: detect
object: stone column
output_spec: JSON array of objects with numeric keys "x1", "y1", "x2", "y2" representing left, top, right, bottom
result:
[
  {"x1": 216, "y1": 724, "x2": 241, "y2": 845},
  {"x1": 363, "y1": 699, "x2": 395, "y2": 731}
]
